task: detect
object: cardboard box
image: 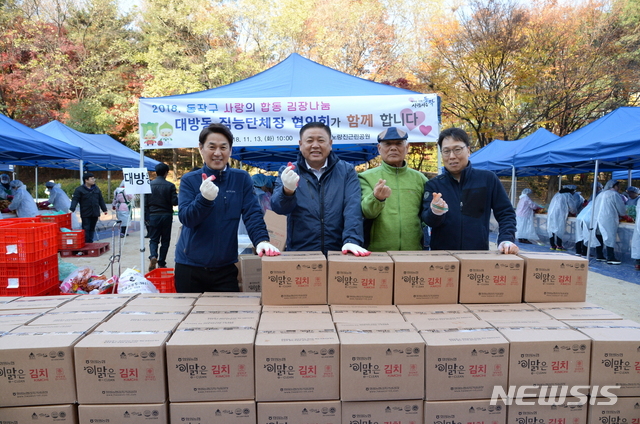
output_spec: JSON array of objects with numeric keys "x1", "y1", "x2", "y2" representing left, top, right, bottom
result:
[
  {"x1": 190, "y1": 305, "x2": 262, "y2": 314},
  {"x1": 338, "y1": 325, "x2": 425, "y2": 401},
  {"x1": 341, "y1": 400, "x2": 423, "y2": 424},
  {"x1": 265, "y1": 209, "x2": 287, "y2": 251},
  {"x1": 398, "y1": 304, "x2": 471, "y2": 314},
  {"x1": 330, "y1": 304, "x2": 405, "y2": 323},
  {"x1": 125, "y1": 295, "x2": 196, "y2": 307},
  {"x1": 506, "y1": 397, "x2": 588, "y2": 424},
  {"x1": 587, "y1": 397, "x2": 640, "y2": 424},
  {"x1": 411, "y1": 317, "x2": 493, "y2": 332},
  {"x1": 327, "y1": 251, "x2": 393, "y2": 305},
  {"x1": 577, "y1": 326, "x2": 640, "y2": 397},
  {"x1": 179, "y1": 314, "x2": 260, "y2": 329},
  {"x1": 56, "y1": 294, "x2": 134, "y2": 310},
  {"x1": 261, "y1": 252, "x2": 327, "y2": 305},
  {"x1": 0, "y1": 310, "x2": 45, "y2": 325},
  {"x1": 487, "y1": 317, "x2": 568, "y2": 329},
  {"x1": 563, "y1": 319, "x2": 640, "y2": 330},
  {"x1": 453, "y1": 252, "x2": 524, "y2": 303},
  {"x1": 0, "y1": 330, "x2": 86, "y2": 407},
  {"x1": 254, "y1": 327, "x2": 340, "y2": 401},
  {"x1": 0, "y1": 404, "x2": 77, "y2": 423},
  {"x1": 97, "y1": 311, "x2": 187, "y2": 332},
  {"x1": 421, "y1": 328, "x2": 509, "y2": 401},
  {"x1": 498, "y1": 327, "x2": 591, "y2": 390},
  {"x1": 518, "y1": 252, "x2": 588, "y2": 302},
  {"x1": 260, "y1": 305, "x2": 333, "y2": 324},
  {"x1": 27, "y1": 309, "x2": 115, "y2": 326},
  {"x1": 196, "y1": 294, "x2": 262, "y2": 306},
  {"x1": 257, "y1": 400, "x2": 341, "y2": 424},
  {"x1": 239, "y1": 254, "x2": 262, "y2": 292},
  {"x1": 424, "y1": 399, "x2": 507, "y2": 424},
  {"x1": 78, "y1": 403, "x2": 168, "y2": 424},
  {"x1": 170, "y1": 400, "x2": 256, "y2": 424},
  {"x1": 389, "y1": 251, "x2": 459, "y2": 304},
  {"x1": 0, "y1": 296, "x2": 72, "y2": 311},
  {"x1": 472, "y1": 309, "x2": 557, "y2": 322},
  {"x1": 74, "y1": 330, "x2": 171, "y2": 404},
  {"x1": 166, "y1": 326, "x2": 256, "y2": 402},
  {"x1": 532, "y1": 302, "x2": 623, "y2": 321},
  {"x1": 465, "y1": 303, "x2": 537, "y2": 311}
]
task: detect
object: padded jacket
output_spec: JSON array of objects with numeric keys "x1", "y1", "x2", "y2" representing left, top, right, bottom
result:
[
  {"x1": 271, "y1": 152, "x2": 364, "y2": 254},
  {"x1": 421, "y1": 163, "x2": 516, "y2": 250}
]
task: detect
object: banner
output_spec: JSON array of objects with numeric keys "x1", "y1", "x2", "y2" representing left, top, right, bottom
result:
[
  {"x1": 122, "y1": 168, "x2": 151, "y2": 194},
  {"x1": 139, "y1": 93, "x2": 439, "y2": 150}
]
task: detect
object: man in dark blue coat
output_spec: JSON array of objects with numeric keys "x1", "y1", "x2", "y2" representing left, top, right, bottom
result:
[
  {"x1": 175, "y1": 123, "x2": 280, "y2": 293},
  {"x1": 422, "y1": 128, "x2": 518, "y2": 253},
  {"x1": 69, "y1": 173, "x2": 108, "y2": 243},
  {"x1": 271, "y1": 122, "x2": 369, "y2": 256}
]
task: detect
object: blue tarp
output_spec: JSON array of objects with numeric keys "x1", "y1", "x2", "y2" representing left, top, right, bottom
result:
[
  {"x1": 470, "y1": 128, "x2": 559, "y2": 176},
  {"x1": 613, "y1": 170, "x2": 640, "y2": 181},
  {"x1": 0, "y1": 114, "x2": 83, "y2": 167},
  {"x1": 36, "y1": 121, "x2": 160, "y2": 171},
  {"x1": 514, "y1": 107, "x2": 640, "y2": 175},
  {"x1": 151, "y1": 53, "x2": 429, "y2": 169}
]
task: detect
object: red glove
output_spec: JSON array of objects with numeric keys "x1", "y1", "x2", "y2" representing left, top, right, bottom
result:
[{"x1": 287, "y1": 161, "x2": 296, "y2": 170}]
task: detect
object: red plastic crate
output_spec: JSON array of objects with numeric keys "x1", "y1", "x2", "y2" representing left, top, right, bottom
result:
[
  {"x1": 0, "y1": 254, "x2": 59, "y2": 296},
  {"x1": 144, "y1": 268, "x2": 176, "y2": 293},
  {"x1": 0, "y1": 217, "x2": 42, "y2": 226},
  {"x1": 40, "y1": 212, "x2": 72, "y2": 230},
  {"x1": 36, "y1": 280, "x2": 63, "y2": 296},
  {"x1": 0, "y1": 222, "x2": 59, "y2": 263},
  {"x1": 59, "y1": 230, "x2": 86, "y2": 249}
]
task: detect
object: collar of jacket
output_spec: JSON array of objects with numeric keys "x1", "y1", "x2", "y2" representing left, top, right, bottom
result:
[
  {"x1": 442, "y1": 161, "x2": 473, "y2": 184},
  {"x1": 380, "y1": 160, "x2": 409, "y2": 175},
  {"x1": 296, "y1": 151, "x2": 339, "y2": 175},
  {"x1": 201, "y1": 164, "x2": 227, "y2": 182}
]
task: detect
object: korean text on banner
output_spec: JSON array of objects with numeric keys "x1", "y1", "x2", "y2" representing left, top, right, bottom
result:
[
  {"x1": 139, "y1": 94, "x2": 439, "y2": 149},
  {"x1": 122, "y1": 168, "x2": 152, "y2": 194}
]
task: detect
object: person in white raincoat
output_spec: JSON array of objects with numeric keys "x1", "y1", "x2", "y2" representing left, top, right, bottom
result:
[
  {"x1": 546, "y1": 187, "x2": 578, "y2": 251},
  {"x1": 632, "y1": 213, "x2": 639, "y2": 270},
  {"x1": 112, "y1": 182, "x2": 134, "y2": 237},
  {"x1": 515, "y1": 188, "x2": 541, "y2": 243},
  {"x1": 574, "y1": 182, "x2": 602, "y2": 256},
  {"x1": 46, "y1": 181, "x2": 80, "y2": 229},
  {"x1": 7, "y1": 180, "x2": 39, "y2": 218},
  {"x1": 591, "y1": 180, "x2": 627, "y2": 264}
]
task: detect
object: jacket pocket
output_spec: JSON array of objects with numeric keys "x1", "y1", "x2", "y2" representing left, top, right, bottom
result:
[{"x1": 461, "y1": 187, "x2": 487, "y2": 219}]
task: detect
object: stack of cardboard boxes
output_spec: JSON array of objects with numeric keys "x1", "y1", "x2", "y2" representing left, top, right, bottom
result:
[{"x1": 0, "y1": 250, "x2": 639, "y2": 424}]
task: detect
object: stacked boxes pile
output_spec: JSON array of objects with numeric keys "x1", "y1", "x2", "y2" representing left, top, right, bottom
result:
[{"x1": 1, "y1": 250, "x2": 639, "y2": 424}]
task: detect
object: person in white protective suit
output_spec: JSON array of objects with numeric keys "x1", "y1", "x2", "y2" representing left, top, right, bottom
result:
[
  {"x1": 46, "y1": 181, "x2": 81, "y2": 229},
  {"x1": 112, "y1": 181, "x2": 134, "y2": 237},
  {"x1": 574, "y1": 182, "x2": 603, "y2": 257},
  {"x1": 7, "y1": 180, "x2": 39, "y2": 218},
  {"x1": 515, "y1": 188, "x2": 542, "y2": 244},
  {"x1": 546, "y1": 186, "x2": 578, "y2": 251},
  {"x1": 632, "y1": 212, "x2": 640, "y2": 270},
  {"x1": 591, "y1": 180, "x2": 627, "y2": 264}
]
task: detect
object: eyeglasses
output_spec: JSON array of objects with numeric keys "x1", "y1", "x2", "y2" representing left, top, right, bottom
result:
[{"x1": 441, "y1": 146, "x2": 466, "y2": 157}]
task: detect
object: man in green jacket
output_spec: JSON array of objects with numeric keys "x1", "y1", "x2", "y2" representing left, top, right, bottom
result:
[{"x1": 359, "y1": 127, "x2": 428, "y2": 251}]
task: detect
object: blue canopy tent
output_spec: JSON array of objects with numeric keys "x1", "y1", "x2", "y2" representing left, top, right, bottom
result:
[
  {"x1": 0, "y1": 114, "x2": 82, "y2": 167},
  {"x1": 36, "y1": 121, "x2": 159, "y2": 171},
  {"x1": 514, "y1": 107, "x2": 640, "y2": 175},
  {"x1": 469, "y1": 128, "x2": 559, "y2": 204},
  {"x1": 613, "y1": 170, "x2": 640, "y2": 182},
  {"x1": 141, "y1": 53, "x2": 436, "y2": 169}
]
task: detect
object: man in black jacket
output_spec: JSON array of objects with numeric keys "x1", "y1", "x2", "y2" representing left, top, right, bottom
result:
[
  {"x1": 422, "y1": 128, "x2": 518, "y2": 253},
  {"x1": 70, "y1": 173, "x2": 108, "y2": 243},
  {"x1": 145, "y1": 162, "x2": 178, "y2": 271}
]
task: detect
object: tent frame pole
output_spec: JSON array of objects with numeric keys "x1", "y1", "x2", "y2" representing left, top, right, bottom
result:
[{"x1": 586, "y1": 160, "x2": 600, "y2": 262}]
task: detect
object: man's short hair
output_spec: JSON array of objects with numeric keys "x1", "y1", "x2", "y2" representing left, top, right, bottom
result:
[
  {"x1": 300, "y1": 122, "x2": 331, "y2": 139},
  {"x1": 83, "y1": 172, "x2": 94, "y2": 182},
  {"x1": 199, "y1": 123, "x2": 234, "y2": 147},
  {"x1": 377, "y1": 127, "x2": 408, "y2": 143},
  {"x1": 438, "y1": 128, "x2": 470, "y2": 149},
  {"x1": 155, "y1": 162, "x2": 170, "y2": 176}
]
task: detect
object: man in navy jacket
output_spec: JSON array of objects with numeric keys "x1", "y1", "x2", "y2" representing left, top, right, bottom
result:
[
  {"x1": 422, "y1": 128, "x2": 518, "y2": 253},
  {"x1": 175, "y1": 123, "x2": 280, "y2": 293},
  {"x1": 271, "y1": 122, "x2": 369, "y2": 256}
]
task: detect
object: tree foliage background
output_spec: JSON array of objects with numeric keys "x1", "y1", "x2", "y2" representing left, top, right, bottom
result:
[{"x1": 1, "y1": 0, "x2": 639, "y2": 181}]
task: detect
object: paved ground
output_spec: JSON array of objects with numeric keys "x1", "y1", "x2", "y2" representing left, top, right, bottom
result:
[{"x1": 59, "y1": 215, "x2": 640, "y2": 322}]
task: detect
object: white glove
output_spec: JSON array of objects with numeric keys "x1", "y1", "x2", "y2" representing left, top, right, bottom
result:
[
  {"x1": 498, "y1": 241, "x2": 519, "y2": 254},
  {"x1": 430, "y1": 192, "x2": 449, "y2": 216},
  {"x1": 256, "y1": 241, "x2": 280, "y2": 257},
  {"x1": 281, "y1": 166, "x2": 299, "y2": 193},
  {"x1": 342, "y1": 242, "x2": 370, "y2": 257},
  {"x1": 200, "y1": 173, "x2": 218, "y2": 201}
]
